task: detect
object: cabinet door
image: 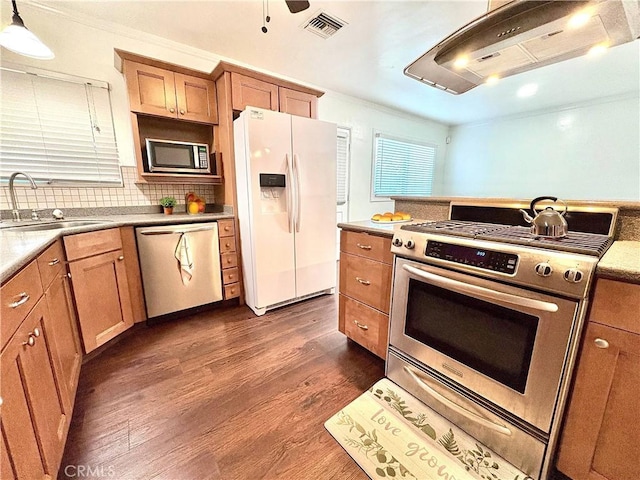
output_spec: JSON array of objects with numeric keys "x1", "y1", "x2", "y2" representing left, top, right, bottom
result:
[
  {"x1": 175, "y1": 73, "x2": 218, "y2": 124},
  {"x1": 0, "y1": 300, "x2": 68, "y2": 478},
  {"x1": 279, "y1": 87, "x2": 317, "y2": 118},
  {"x1": 69, "y1": 250, "x2": 134, "y2": 353},
  {"x1": 556, "y1": 322, "x2": 640, "y2": 480},
  {"x1": 124, "y1": 60, "x2": 177, "y2": 118},
  {"x1": 231, "y1": 72, "x2": 279, "y2": 111},
  {"x1": 45, "y1": 273, "x2": 82, "y2": 410}
]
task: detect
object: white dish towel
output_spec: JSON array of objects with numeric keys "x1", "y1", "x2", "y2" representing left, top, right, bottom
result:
[{"x1": 174, "y1": 233, "x2": 193, "y2": 285}]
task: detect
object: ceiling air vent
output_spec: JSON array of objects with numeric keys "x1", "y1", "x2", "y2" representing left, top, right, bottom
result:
[{"x1": 302, "y1": 11, "x2": 347, "y2": 39}]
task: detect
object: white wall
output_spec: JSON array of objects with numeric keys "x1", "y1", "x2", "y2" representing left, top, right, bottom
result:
[
  {"x1": 319, "y1": 92, "x2": 449, "y2": 221},
  {"x1": 441, "y1": 94, "x2": 640, "y2": 201}
]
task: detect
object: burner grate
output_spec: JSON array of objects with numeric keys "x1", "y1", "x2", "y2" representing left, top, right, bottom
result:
[{"x1": 401, "y1": 221, "x2": 613, "y2": 257}]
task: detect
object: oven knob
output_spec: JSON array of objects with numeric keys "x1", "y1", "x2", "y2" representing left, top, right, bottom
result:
[
  {"x1": 564, "y1": 268, "x2": 584, "y2": 283},
  {"x1": 535, "y1": 262, "x2": 553, "y2": 277},
  {"x1": 392, "y1": 237, "x2": 403, "y2": 247},
  {"x1": 405, "y1": 239, "x2": 415, "y2": 249}
]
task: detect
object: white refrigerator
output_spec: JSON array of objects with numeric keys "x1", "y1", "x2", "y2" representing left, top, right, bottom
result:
[{"x1": 234, "y1": 107, "x2": 337, "y2": 316}]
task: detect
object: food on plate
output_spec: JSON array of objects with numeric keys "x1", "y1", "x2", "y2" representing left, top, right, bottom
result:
[{"x1": 371, "y1": 211, "x2": 412, "y2": 222}]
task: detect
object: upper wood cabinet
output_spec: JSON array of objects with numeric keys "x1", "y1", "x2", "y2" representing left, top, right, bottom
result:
[
  {"x1": 231, "y1": 73, "x2": 279, "y2": 112},
  {"x1": 279, "y1": 87, "x2": 317, "y2": 118},
  {"x1": 556, "y1": 278, "x2": 640, "y2": 480},
  {"x1": 124, "y1": 60, "x2": 218, "y2": 124}
]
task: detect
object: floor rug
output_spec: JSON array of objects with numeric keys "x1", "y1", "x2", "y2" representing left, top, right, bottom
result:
[{"x1": 325, "y1": 377, "x2": 533, "y2": 480}]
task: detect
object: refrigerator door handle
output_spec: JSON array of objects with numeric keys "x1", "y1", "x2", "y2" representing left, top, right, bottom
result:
[
  {"x1": 293, "y1": 153, "x2": 302, "y2": 232},
  {"x1": 285, "y1": 154, "x2": 293, "y2": 233}
]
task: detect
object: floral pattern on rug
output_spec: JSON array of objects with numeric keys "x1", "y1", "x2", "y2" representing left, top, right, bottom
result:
[
  {"x1": 371, "y1": 386, "x2": 534, "y2": 480},
  {"x1": 336, "y1": 411, "x2": 418, "y2": 479}
]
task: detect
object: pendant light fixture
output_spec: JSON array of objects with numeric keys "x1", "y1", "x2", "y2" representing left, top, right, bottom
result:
[{"x1": 0, "y1": 0, "x2": 54, "y2": 59}]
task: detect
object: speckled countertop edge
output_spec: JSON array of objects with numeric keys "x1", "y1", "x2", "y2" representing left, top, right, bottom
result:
[
  {"x1": 0, "y1": 212, "x2": 234, "y2": 284},
  {"x1": 338, "y1": 220, "x2": 640, "y2": 284}
]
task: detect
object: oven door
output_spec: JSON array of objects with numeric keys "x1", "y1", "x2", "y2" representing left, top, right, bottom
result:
[{"x1": 389, "y1": 257, "x2": 580, "y2": 433}]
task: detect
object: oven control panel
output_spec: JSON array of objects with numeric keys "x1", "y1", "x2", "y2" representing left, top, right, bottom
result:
[{"x1": 425, "y1": 241, "x2": 518, "y2": 274}]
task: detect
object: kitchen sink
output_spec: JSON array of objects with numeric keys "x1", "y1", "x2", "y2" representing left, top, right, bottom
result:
[{"x1": 1, "y1": 220, "x2": 111, "y2": 232}]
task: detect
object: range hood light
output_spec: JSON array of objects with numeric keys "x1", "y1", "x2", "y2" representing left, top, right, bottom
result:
[
  {"x1": 568, "y1": 9, "x2": 594, "y2": 29},
  {"x1": 587, "y1": 42, "x2": 609, "y2": 57},
  {"x1": 453, "y1": 56, "x2": 469, "y2": 69},
  {"x1": 485, "y1": 75, "x2": 500, "y2": 85}
]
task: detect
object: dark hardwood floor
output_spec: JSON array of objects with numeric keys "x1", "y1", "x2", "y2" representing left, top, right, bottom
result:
[{"x1": 59, "y1": 294, "x2": 385, "y2": 480}]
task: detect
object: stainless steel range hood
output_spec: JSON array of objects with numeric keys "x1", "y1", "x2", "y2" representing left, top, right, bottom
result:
[{"x1": 405, "y1": 0, "x2": 640, "y2": 94}]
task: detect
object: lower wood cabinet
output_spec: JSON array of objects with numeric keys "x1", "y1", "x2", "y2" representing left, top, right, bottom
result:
[
  {"x1": 1, "y1": 299, "x2": 69, "y2": 478},
  {"x1": 338, "y1": 229, "x2": 393, "y2": 359},
  {"x1": 65, "y1": 228, "x2": 134, "y2": 353},
  {"x1": 556, "y1": 278, "x2": 640, "y2": 480}
]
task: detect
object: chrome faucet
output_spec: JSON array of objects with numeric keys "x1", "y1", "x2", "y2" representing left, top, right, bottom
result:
[{"x1": 8, "y1": 172, "x2": 38, "y2": 221}]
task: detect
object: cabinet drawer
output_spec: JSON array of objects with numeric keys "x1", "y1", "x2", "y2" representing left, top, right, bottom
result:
[
  {"x1": 219, "y1": 236, "x2": 236, "y2": 254},
  {"x1": 218, "y1": 219, "x2": 235, "y2": 237},
  {"x1": 64, "y1": 228, "x2": 123, "y2": 261},
  {"x1": 222, "y1": 267, "x2": 239, "y2": 285},
  {"x1": 224, "y1": 283, "x2": 240, "y2": 299},
  {"x1": 589, "y1": 278, "x2": 640, "y2": 334},
  {"x1": 340, "y1": 294, "x2": 388, "y2": 359},
  {"x1": 340, "y1": 230, "x2": 393, "y2": 264},
  {"x1": 221, "y1": 252, "x2": 238, "y2": 269},
  {"x1": 1, "y1": 261, "x2": 43, "y2": 350},
  {"x1": 37, "y1": 240, "x2": 65, "y2": 290},
  {"x1": 340, "y1": 253, "x2": 392, "y2": 313}
]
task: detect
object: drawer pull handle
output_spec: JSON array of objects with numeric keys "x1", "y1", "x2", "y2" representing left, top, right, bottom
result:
[
  {"x1": 354, "y1": 320, "x2": 369, "y2": 330},
  {"x1": 356, "y1": 277, "x2": 371, "y2": 286},
  {"x1": 48, "y1": 258, "x2": 60, "y2": 266},
  {"x1": 594, "y1": 338, "x2": 609, "y2": 349},
  {"x1": 224, "y1": 226, "x2": 231, "y2": 231},
  {"x1": 9, "y1": 292, "x2": 30, "y2": 308},
  {"x1": 227, "y1": 258, "x2": 232, "y2": 264},
  {"x1": 23, "y1": 334, "x2": 36, "y2": 347},
  {"x1": 356, "y1": 243, "x2": 372, "y2": 250}
]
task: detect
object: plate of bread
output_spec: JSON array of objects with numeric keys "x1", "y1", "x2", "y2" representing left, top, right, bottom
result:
[{"x1": 371, "y1": 211, "x2": 412, "y2": 223}]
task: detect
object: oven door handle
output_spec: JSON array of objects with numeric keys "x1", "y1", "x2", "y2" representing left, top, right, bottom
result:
[
  {"x1": 402, "y1": 264, "x2": 559, "y2": 313},
  {"x1": 403, "y1": 366, "x2": 512, "y2": 437}
]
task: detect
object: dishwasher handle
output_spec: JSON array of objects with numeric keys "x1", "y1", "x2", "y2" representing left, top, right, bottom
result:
[{"x1": 138, "y1": 226, "x2": 216, "y2": 235}]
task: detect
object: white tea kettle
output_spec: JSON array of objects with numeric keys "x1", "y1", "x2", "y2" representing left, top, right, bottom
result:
[{"x1": 520, "y1": 196, "x2": 569, "y2": 238}]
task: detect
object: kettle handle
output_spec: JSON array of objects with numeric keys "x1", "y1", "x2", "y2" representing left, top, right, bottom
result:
[{"x1": 531, "y1": 196, "x2": 567, "y2": 216}]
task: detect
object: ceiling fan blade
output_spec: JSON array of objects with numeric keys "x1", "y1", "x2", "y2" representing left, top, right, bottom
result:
[{"x1": 285, "y1": 0, "x2": 310, "y2": 14}]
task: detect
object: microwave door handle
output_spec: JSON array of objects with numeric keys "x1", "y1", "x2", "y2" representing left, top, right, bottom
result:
[
  {"x1": 285, "y1": 154, "x2": 293, "y2": 233},
  {"x1": 402, "y1": 264, "x2": 559, "y2": 313},
  {"x1": 403, "y1": 366, "x2": 512, "y2": 437}
]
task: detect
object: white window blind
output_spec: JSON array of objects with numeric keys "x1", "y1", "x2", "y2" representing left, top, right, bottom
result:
[
  {"x1": 372, "y1": 132, "x2": 436, "y2": 197},
  {"x1": 336, "y1": 127, "x2": 350, "y2": 205},
  {"x1": 0, "y1": 67, "x2": 121, "y2": 185}
]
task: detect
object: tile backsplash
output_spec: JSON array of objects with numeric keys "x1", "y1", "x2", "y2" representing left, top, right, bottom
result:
[{"x1": 1, "y1": 166, "x2": 217, "y2": 211}]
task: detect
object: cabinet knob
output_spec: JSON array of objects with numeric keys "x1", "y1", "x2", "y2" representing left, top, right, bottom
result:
[
  {"x1": 224, "y1": 226, "x2": 231, "y2": 231},
  {"x1": 354, "y1": 320, "x2": 369, "y2": 331},
  {"x1": 32, "y1": 327, "x2": 40, "y2": 338},
  {"x1": 179, "y1": 109, "x2": 185, "y2": 115},
  {"x1": 23, "y1": 335, "x2": 36, "y2": 347},
  {"x1": 169, "y1": 107, "x2": 175, "y2": 113},
  {"x1": 48, "y1": 258, "x2": 60, "y2": 266},
  {"x1": 9, "y1": 292, "x2": 30, "y2": 308},
  {"x1": 118, "y1": 255, "x2": 124, "y2": 261},
  {"x1": 227, "y1": 258, "x2": 232, "y2": 264},
  {"x1": 594, "y1": 338, "x2": 609, "y2": 349}
]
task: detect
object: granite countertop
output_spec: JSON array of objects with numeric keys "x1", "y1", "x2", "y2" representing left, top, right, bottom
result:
[
  {"x1": 0, "y1": 212, "x2": 234, "y2": 284},
  {"x1": 338, "y1": 220, "x2": 640, "y2": 283}
]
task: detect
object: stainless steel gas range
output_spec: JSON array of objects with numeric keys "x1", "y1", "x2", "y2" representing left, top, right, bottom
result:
[{"x1": 386, "y1": 205, "x2": 617, "y2": 480}]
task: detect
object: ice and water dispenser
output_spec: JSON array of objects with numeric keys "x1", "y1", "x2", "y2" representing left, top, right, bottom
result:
[{"x1": 259, "y1": 173, "x2": 287, "y2": 214}]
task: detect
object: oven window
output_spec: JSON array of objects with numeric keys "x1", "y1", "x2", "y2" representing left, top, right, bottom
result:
[{"x1": 405, "y1": 279, "x2": 538, "y2": 393}]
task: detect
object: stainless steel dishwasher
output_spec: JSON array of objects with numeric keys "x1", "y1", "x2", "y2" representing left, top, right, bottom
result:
[{"x1": 136, "y1": 222, "x2": 223, "y2": 319}]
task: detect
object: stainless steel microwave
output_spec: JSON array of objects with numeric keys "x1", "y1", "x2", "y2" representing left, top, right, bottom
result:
[{"x1": 145, "y1": 138, "x2": 211, "y2": 174}]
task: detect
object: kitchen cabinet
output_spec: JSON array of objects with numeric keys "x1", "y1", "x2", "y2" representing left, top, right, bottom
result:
[
  {"x1": 65, "y1": 228, "x2": 134, "y2": 353},
  {"x1": 338, "y1": 230, "x2": 393, "y2": 359},
  {"x1": 1, "y1": 248, "x2": 74, "y2": 479},
  {"x1": 218, "y1": 218, "x2": 241, "y2": 300},
  {"x1": 230, "y1": 71, "x2": 318, "y2": 119},
  {"x1": 556, "y1": 278, "x2": 640, "y2": 480},
  {"x1": 123, "y1": 60, "x2": 218, "y2": 124}
]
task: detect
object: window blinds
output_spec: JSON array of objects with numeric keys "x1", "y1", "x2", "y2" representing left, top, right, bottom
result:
[
  {"x1": 336, "y1": 127, "x2": 350, "y2": 205},
  {"x1": 0, "y1": 68, "x2": 122, "y2": 185},
  {"x1": 372, "y1": 132, "x2": 436, "y2": 197}
]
